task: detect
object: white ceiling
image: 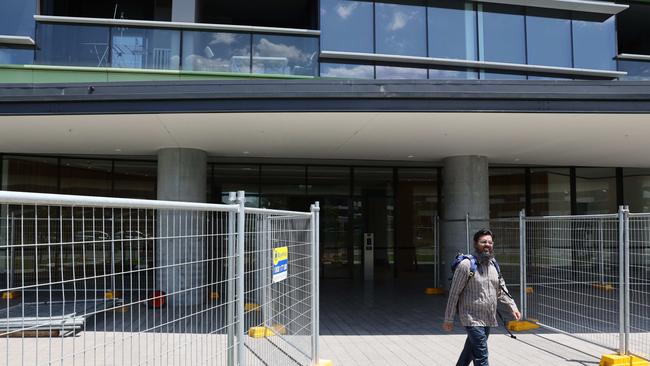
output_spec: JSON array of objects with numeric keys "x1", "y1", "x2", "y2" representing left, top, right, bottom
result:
[{"x1": 0, "y1": 112, "x2": 649, "y2": 167}]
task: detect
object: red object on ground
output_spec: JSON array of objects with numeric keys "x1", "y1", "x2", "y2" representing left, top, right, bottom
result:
[{"x1": 151, "y1": 290, "x2": 166, "y2": 308}]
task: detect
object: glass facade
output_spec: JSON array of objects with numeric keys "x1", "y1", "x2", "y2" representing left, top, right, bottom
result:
[
  {"x1": 182, "y1": 31, "x2": 251, "y2": 73},
  {"x1": 111, "y1": 27, "x2": 180, "y2": 70},
  {"x1": 0, "y1": 0, "x2": 36, "y2": 37},
  {"x1": 375, "y1": 2, "x2": 427, "y2": 57},
  {"x1": 8, "y1": 155, "x2": 650, "y2": 280},
  {"x1": 572, "y1": 14, "x2": 617, "y2": 71},
  {"x1": 320, "y1": 0, "x2": 374, "y2": 53},
  {"x1": 252, "y1": 34, "x2": 318, "y2": 76},
  {"x1": 489, "y1": 168, "x2": 526, "y2": 218},
  {"x1": 526, "y1": 9, "x2": 572, "y2": 68},
  {"x1": 428, "y1": 1, "x2": 477, "y2": 60},
  {"x1": 36, "y1": 23, "x2": 111, "y2": 67},
  {"x1": 575, "y1": 168, "x2": 617, "y2": 214},
  {"x1": 530, "y1": 168, "x2": 571, "y2": 216}
]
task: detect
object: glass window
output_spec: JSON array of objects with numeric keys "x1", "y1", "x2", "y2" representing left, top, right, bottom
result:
[
  {"x1": 375, "y1": 65, "x2": 427, "y2": 79},
  {"x1": 530, "y1": 168, "x2": 571, "y2": 216},
  {"x1": 0, "y1": 0, "x2": 36, "y2": 37},
  {"x1": 111, "y1": 27, "x2": 180, "y2": 70},
  {"x1": 308, "y1": 166, "x2": 350, "y2": 196},
  {"x1": 623, "y1": 168, "x2": 650, "y2": 213},
  {"x1": 354, "y1": 167, "x2": 393, "y2": 196},
  {"x1": 2, "y1": 156, "x2": 58, "y2": 193},
  {"x1": 35, "y1": 23, "x2": 110, "y2": 67},
  {"x1": 0, "y1": 47, "x2": 33, "y2": 65},
  {"x1": 575, "y1": 168, "x2": 617, "y2": 214},
  {"x1": 182, "y1": 31, "x2": 251, "y2": 73},
  {"x1": 428, "y1": 1, "x2": 477, "y2": 60},
  {"x1": 252, "y1": 34, "x2": 318, "y2": 76},
  {"x1": 397, "y1": 168, "x2": 437, "y2": 273},
  {"x1": 572, "y1": 14, "x2": 616, "y2": 70},
  {"x1": 113, "y1": 160, "x2": 156, "y2": 199},
  {"x1": 618, "y1": 59, "x2": 650, "y2": 80},
  {"x1": 375, "y1": 2, "x2": 427, "y2": 57},
  {"x1": 429, "y1": 67, "x2": 477, "y2": 80},
  {"x1": 212, "y1": 164, "x2": 260, "y2": 206},
  {"x1": 526, "y1": 9, "x2": 572, "y2": 68},
  {"x1": 320, "y1": 62, "x2": 374, "y2": 78},
  {"x1": 261, "y1": 165, "x2": 306, "y2": 196},
  {"x1": 60, "y1": 159, "x2": 112, "y2": 196},
  {"x1": 320, "y1": 0, "x2": 373, "y2": 53},
  {"x1": 489, "y1": 168, "x2": 525, "y2": 218},
  {"x1": 481, "y1": 70, "x2": 525, "y2": 80},
  {"x1": 478, "y1": 4, "x2": 525, "y2": 64}
]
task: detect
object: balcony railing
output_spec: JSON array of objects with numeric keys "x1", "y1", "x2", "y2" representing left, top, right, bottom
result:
[
  {"x1": 33, "y1": 16, "x2": 319, "y2": 77},
  {"x1": 617, "y1": 54, "x2": 650, "y2": 81}
]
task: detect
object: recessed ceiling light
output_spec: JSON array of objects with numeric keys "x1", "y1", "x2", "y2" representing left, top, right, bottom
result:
[
  {"x1": 243, "y1": 151, "x2": 250, "y2": 155},
  {"x1": 407, "y1": 155, "x2": 415, "y2": 159}
]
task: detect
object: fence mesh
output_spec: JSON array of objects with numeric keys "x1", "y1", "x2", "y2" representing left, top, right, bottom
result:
[
  {"x1": 627, "y1": 214, "x2": 650, "y2": 360},
  {"x1": 243, "y1": 211, "x2": 313, "y2": 365},
  {"x1": 0, "y1": 191, "x2": 319, "y2": 366},
  {"x1": 524, "y1": 215, "x2": 621, "y2": 352},
  {"x1": 490, "y1": 218, "x2": 520, "y2": 288}
]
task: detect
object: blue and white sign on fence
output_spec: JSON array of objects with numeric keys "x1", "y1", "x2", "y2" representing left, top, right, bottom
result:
[{"x1": 273, "y1": 246, "x2": 288, "y2": 283}]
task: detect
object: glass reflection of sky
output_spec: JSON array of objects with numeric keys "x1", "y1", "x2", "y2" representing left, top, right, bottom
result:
[
  {"x1": 182, "y1": 31, "x2": 251, "y2": 73},
  {"x1": 253, "y1": 34, "x2": 318, "y2": 75},
  {"x1": 376, "y1": 65, "x2": 427, "y2": 79},
  {"x1": 375, "y1": 2, "x2": 426, "y2": 57},
  {"x1": 321, "y1": 63, "x2": 374, "y2": 79},
  {"x1": 572, "y1": 15, "x2": 616, "y2": 71},
  {"x1": 320, "y1": 0, "x2": 374, "y2": 53}
]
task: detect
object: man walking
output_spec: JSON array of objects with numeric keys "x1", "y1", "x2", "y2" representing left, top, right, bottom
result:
[{"x1": 443, "y1": 228, "x2": 521, "y2": 366}]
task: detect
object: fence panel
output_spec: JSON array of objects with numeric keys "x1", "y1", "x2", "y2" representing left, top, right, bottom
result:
[
  {"x1": 490, "y1": 217, "x2": 521, "y2": 288},
  {"x1": 524, "y1": 215, "x2": 621, "y2": 352},
  {"x1": 627, "y1": 214, "x2": 650, "y2": 360},
  {"x1": 0, "y1": 191, "x2": 241, "y2": 366},
  {"x1": 242, "y1": 208, "x2": 314, "y2": 365}
]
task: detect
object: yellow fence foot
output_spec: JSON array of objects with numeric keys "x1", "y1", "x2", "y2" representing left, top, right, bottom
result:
[
  {"x1": 210, "y1": 291, "x2": 220, "y2": 300},
  {"x1": 507, "y1": 320, "x2": 540, "y2": 332},
  {"x1": 526, "y1": 286, "x2": 534, "y2": 294},
  {"x1": 600, "y1": 354, "x2": 649, "y2": 366},
  {"x1": 315, "y1": 359, "x2": 333, "y2": 366},
  {"x1": 424, "y1": 287, "x2": 445, "y2": 295},
  {"x1": 593, "y1": 283, "x2": 616, "y2": 291},
  {"x1": 244, "y1": 303, "x2": 261, "y2": 312},
  {"x1": 1, "y1": 291, "x2": 18, "y2": 300}
]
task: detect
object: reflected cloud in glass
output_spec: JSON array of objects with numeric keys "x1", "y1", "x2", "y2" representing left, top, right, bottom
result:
[
  {"x1": 320, "y1": 0, "x2": 373, "y2": 53},
  {"x1": 182, "y1": 31, "x2": 251, "y2": 73},
  {"x1": 375, "y1": 2, "x2": 426, "y2": 57},
  {"x1": 376, "y1": 65, "x2": 427, "y2": 79},
  {"x1": 253, "y1": 34, "x2": 318, "y2": 76},
  {"x1": 320, "y1": 63, "x2": 374, "y2": 79}
]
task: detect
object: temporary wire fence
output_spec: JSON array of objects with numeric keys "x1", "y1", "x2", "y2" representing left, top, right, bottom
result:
[{"x1": 0, "y1": 190, "x2": 321, "y2": 366}]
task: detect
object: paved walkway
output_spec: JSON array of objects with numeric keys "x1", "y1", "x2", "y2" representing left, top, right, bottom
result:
[{"x1": 319, "y1": 278, "x2": 613, "y2": 366}]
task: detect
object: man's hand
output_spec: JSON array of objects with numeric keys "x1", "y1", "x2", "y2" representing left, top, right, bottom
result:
[
  {"x1": 512, "y1": 310, "x2": 521, "y2": 321},
  {"x1": 442, "y1": 322, "x2": 454, "y2": 332}
]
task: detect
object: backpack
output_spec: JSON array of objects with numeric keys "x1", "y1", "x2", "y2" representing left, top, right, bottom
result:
[
  {"x1": 450, "y1": 253, "x2": 502, "y2": 281},
  {"x1": 450, "y1": 253, "x2": 513, "y2": 300}
]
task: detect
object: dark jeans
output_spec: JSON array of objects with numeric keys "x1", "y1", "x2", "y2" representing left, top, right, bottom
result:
[{"x1": 456, "y1": 326, "x2": 491, "y2": 366}]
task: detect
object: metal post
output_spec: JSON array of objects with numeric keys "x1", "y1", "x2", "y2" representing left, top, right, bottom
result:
[
  {"x1": 618, "y1": 206, "x2": 625, "y2": 355},
  {"x1": 310, "y1": 202, "x2": 320, "y2": 365},
  {"x1": 519, "y1": 209, "x2": 527, "y2": 319},
  {"x1": 434, "y1": 215, "x2": 440, "y2": 288},
  {"x1": 262, "y1": 215, "x2": 270, "y2": 327},
  {"x1": 227, "y1": 192, "x2": 236, "y2": 366},
  {"x1": 599, "y1": 220, "x2": 605, "y2": 285},
  {"x1": 465, "y1": 212, "x2": 470, "y2": 254},
  {"x1": 236, "y1": 191, "x2": 246, "y2": 366},
  {"x1": 623, "y1": 206, "x2": 630, "y2": 356}
]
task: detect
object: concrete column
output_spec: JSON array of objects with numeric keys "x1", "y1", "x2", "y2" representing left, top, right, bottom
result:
[
  {"x1": 440, "y1": 156, "x2": 489, "y2": 289},
  {"x1": 171, "y1": 0, "x2": 197, "y2": 22},
  {"x1": 157, "y1": 148, "x2": 207, "y2": 305}
]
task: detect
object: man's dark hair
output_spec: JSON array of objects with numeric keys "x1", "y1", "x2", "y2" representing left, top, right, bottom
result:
[{"x1": 473, "y1": 228, "x2": 494, "y2": 243}]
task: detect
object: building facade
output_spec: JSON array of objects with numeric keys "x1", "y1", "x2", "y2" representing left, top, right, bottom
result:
[{"x1": 2, "y1": 0, "x2": 650, "y2": 285}]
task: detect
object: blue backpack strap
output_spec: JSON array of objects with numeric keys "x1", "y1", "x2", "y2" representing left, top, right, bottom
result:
[{"x1": 451, "y1": 254, "x2": 477, "y2": 276}]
